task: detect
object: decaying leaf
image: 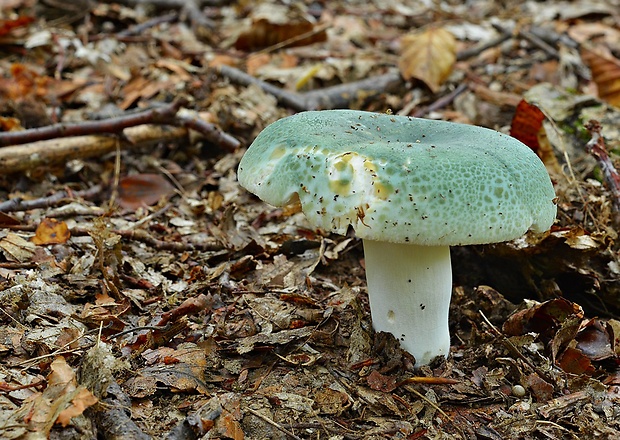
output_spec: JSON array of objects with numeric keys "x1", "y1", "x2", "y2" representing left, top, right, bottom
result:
[
  {"x1": 581, "y1": 47, "x2": 620, "y2": 108},
  {"x1": 234, "y1": 3, "x2": 326, "y2": 51},
  {"x1": 124, "y1": 344, "x2": 209, "y2": 397},
  {"x1": 31, "y1": 218, "x2": 70, "y2": 245},
  {"x1": 575, "y1": 318, "x2": 616, "y2": 361},
  {"x1": 525, "y1": 372, "x2": 554, "y2": 403},
  {"x1": 510, "y1": 100, "x2": 561, "y2": 173},
  {"x1": 12, "y1": 356, "x2": 97, "y2": 435},
  {"x1": 503, "y1": 298, "x2": 584, "y2": 340},
  {"x1": 398, "y1": 28, "x2": 456, "y2": 93},
  {"x1": 0, "y1": 232, "x2": 36, "y2": 262},
  {"x1": 117, "y1": 173, "x2": 175, "y2": 210}
]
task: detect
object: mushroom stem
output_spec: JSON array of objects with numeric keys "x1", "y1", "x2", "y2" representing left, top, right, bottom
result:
[{"x1": 362, "y1": 240, "x2": 452, "y2": 366}]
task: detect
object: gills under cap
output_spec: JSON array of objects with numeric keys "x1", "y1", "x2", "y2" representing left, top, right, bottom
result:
[{"x1": 238, "y1": 110, "x2": 556, "y2": 246}]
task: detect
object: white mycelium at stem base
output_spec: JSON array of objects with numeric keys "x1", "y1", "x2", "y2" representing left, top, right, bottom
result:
[{"x1": 363, "y1": 241, "x2": 451, "y2": 365}]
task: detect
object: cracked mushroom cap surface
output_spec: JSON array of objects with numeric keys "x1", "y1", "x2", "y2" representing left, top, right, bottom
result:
[{"x1": 238, "y1": 110, "x2": 556, "y2": 246}]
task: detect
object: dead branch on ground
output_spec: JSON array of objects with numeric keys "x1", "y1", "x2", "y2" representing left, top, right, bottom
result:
[{"x1": 0, "y1": 105, "x2": 239, "y2": 174}]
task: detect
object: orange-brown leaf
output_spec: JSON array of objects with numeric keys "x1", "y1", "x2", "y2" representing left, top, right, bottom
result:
[
  {"x1": 0, "y1": 16, "x2": 34, "y2": 37},
  {"x1": 235, "y1": 19, "x2": 326, "y2": 51},
  {"x1": 31, "y1": 218, "x2": 71, "y2": 245},
  {"x1": 581, "y1": 47, "x2": 620, "y2": 108},
  {"x1": 510, "y1": 100, "x2": 561, "y2": 173},
  {"x1": 118, "y1": 173, "x2": 175, "y2": 210},
  {"x1": 398, "y1": 28, "x2": 456, "y2": 93}
]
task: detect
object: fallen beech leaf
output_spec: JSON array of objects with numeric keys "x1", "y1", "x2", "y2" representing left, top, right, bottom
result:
[
  {"x1": 0, "y1": 211, "x2": 20, "y2": 226},
  {"x1": 525, "y1": 372, "x2": 554, "y2": 403},
  {"x1": 399, "y1": 28, "x2": 456, "y2": 93},
  {"x1": 510, "y1": 100, "x2": 561, "y2": 173},
  {"x1": 221, "y1": 411, "x2": 244, "y2": 440},
  {"x1": 31, "y1": 218, "x2": 71, "y2": 245},
  {"x1": 510, "y1": 100, "x2": 545, "y2": 151},
  {"x1": 0, "y1": 232, "x2": 36, "y2": 262},
  {"x1": 581, "y1": 47, "x2": 620, "y2": 108},
  {"x1": 575, "y1": 319, "x2": 615, "y2": 361},
  {"x1": 235, "y1": 3, "x2": 326, "y2": 51},
  {"x1": 557, "y1": 346, "x2": 595, "y2": 375},
  {"x1": 56, "y1": 386, "x2": 98, "y2": 426},
  {"x1": 124, "y1": 345, "x2": 209, "y2": 397},
  {"x1": 21, "y1": 357, "x2": 98, "y2": 433},
  {"x1": 367, "y1": 370, "x2": 398, "y2": 393},
  {"x1": 0, "y1": 16, "x2": 34, "y2": 37},
  {"x1": 117, "y1": 173, "x2": 175, "y2": 210},
  {"x1": 503, "y1": 298, "x2": 584, "y2": 341}
]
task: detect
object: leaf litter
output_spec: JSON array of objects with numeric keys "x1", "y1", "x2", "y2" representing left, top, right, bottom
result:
[{"x1": 0, "y1": 0, "x2": 620, "y2": 439}]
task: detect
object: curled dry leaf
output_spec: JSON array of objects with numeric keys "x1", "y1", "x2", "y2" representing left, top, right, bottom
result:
[
  {"x1": 234, "y1": 3, "x2": 326, "y2": 51},
  {"x1": 398, "y1": 28, "x2": 456, "y2": 93},
  {"x1": 0, "y1": 232, "x2": 36, "y2": 262},
  {"x1": 17, "y1": 356, "x2": 98, "y2": 434},
  {"x1": 31, "y1": 218, "x2": 70, "y2": 245},
  {"x1": 581, "y1": 47, "x2": 620, "y2": 108},
  {"x1": 509, "y1": 100, "x2": 561, "y2": 174},
  {"x1": 503, "y1": 298, "x2": 584, "y2": 340}
]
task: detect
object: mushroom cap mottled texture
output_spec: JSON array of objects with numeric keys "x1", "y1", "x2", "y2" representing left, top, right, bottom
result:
[{"x1": 238, "y1": 110, "x2": 556, "y2": 246}]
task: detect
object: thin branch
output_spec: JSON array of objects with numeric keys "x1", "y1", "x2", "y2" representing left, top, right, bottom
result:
[
  {"x1": 585, "y1": 120, "x2": 620, "y2": 221},
  {"x1": 0, "y1": 107, "x2": 239, "y2": 174},
  {"x1": 0, "y1": 100, "x2": 239, "y2": 151},
  {"x1": 219, "y1": 31, "x2": 513, "y2": 112},
  {"x1": 0, "y1": 184, "x2": 103, "y2": 212},
  {"x1": 218, "y1": 66, "x2": 404, "y2": 111},
  {"x1": 246, "y1": 407, "x2": 304, "y2": 440}
]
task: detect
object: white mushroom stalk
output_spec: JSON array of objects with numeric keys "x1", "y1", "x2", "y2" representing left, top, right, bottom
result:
[{"x1": 363, "y1": 241, "x2": 451, "y2": 365}]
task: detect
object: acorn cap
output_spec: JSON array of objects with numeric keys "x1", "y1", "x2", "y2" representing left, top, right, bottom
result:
[{"x1": 238, "y1": 110, "x2": 556, "y2": 246}]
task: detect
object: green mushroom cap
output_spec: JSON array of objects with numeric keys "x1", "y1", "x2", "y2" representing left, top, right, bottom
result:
[{"x1": 238, "y1": 110, "x2": 556, "y2": 246}]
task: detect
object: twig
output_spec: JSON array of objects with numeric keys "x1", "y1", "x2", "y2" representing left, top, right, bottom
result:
[
  {"x1": 585, "y1": 120, "x2": 620, "y2": 218},
  {"x1": 456, "y1": 32, "x2": 512, "y2": 61},
  {"x1": 218, "y1": 65, "x2": 311, "y2": 111},
  {"x1": 0, "y1": 185, "x2": 103, "y2": 213},
  {"x1": 0, "y1": 108, "x2": 238, "y2": 174},
  {"x1": 117, "y1": 11, "x2": 178, "y2": 38},
  {"x1": 412, "y1": 83, "x2": 469, "y2": 117},
  {"x1": 0, "y1": 100, "x2": 184, "y2": 147},
  {"x1": 220, "y1": 31, "x2": 512, "y2": 112},
  {"x1": 404, "y1": 385, "x2": 449, "y2": 419},
  {"x1": 246, "y1": 407, "x2": 304, "y2": 440},
  {"x1": 218, "y1": 66, "x2": 404, "y2": 111},
  {"x1": 0, "y1": 100, "x2": 238, "y2": 151}
]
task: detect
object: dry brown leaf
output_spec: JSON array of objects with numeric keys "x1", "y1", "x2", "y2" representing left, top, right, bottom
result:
[
  {"x1": 0, "y1": 232, "x2": 36, "y2": 262},
  {"x1": 31, "y1": 218, "x2": 70, "y2": 245},
  {"x1": 234, "y1": 3, "x2": 326, "y2": 51},
  {"x1": 581, "y1": 47, "x2": 620, "y2": 108},
  {"x1": 117, "y1": 173, "x2": 175, "y2": 210},
  {"x1": 398, "y1": 28, "x2": 456, "y2": 93},
  {"x1": 19, "y1": 356, "x2": 98, "y2": 434},
  {"x1": 510, "y1": 100, "x2": 562, "y2": 174}
]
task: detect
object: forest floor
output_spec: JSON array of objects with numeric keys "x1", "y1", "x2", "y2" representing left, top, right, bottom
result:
[{"x1": 1, "y1": 0, "x2": 620, "y2": 439}]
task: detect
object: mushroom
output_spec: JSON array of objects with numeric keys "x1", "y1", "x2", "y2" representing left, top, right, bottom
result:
[{"x1": 237, "y1": 110, "x2": 556, "y2": 366}]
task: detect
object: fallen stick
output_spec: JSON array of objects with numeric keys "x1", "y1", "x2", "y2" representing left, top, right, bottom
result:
[
  {"x1": 218, "y1": 31, "x2": 513, "y2": 112},
  {"x1": 0, "y1": 124, "x2": 186, "y2": 174},
  {"x1": 0, "y1": 100, "x2": 239, "y2": 151},
  {"x1": 585, "y1": 120, "x2": 620, "y2": 219},
  {"x1": 0, "y1": 111, "x2": 239, "y2": 174},
  {"x1": 218, "y1": 65, "x2": 404, "y2": 111}
]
